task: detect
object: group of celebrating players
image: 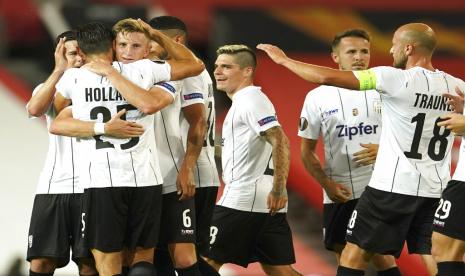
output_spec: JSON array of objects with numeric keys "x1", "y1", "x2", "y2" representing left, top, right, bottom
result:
[{"x1": 25, "y1": 12, "x2": 465, "y2": 276}]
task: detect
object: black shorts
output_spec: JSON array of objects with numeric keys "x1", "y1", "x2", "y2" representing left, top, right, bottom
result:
[
  {"x1": 27, "y1": 193, "x2": 91, "y2": 267},
  {"x1": 81, "y1": 185, "x2": 162, "y2": 252},
  {"x1": 433, "y1": 180, "x2": 465, "y2": 241},
  {"x1": 158, "y1": 191, "x2": 196, "y2": 245},
  {"x1": 346, "y1": 186, "x2": 439, "y2": 258},
  {"x1": 208, "y1": 205, "x2": 296, "y2": 268},
  {"x1": 195, "y1": 186, "x2": 218, "y2": 256},
  {"x1": 323, "y1": 199, "x2": 358, "y2": 251}
]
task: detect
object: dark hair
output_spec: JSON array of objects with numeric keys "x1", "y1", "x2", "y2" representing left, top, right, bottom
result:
[
  {"x1": 331, "y1": 29, "x2": 370, "y2": 52},
  {"x1": 76, "y1": 22, "x2": 114, "y2": 55},
  {"x1": 216, "y1": 44, "x2": 257, "y2": 69},
  {"x1": 148, "y1": 15, "x2": 188, "y2": 36},
  {"x1": 54, "y1": 30, "x2": 77, "y2": 47}
]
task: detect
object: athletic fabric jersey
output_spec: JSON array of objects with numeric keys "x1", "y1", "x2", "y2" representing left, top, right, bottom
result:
[
  {"x1": 28, "y1": 84, "x2": 81, "y2": 194},
  {"x1": 298, "y1": 86, "x2": 382, "y2": 203},
  {"x1": 56, "y1": 59, "x2": 173, "y2": 189},
  {"x1": 155, "y1": 69, "x2": 219, "y2": 194},
  {"x1": 218, "y1": 86, "x2": 285, "y2": 213},
  {"x1": 355, "y1": 66, "x2": 464, "y2": 197}
]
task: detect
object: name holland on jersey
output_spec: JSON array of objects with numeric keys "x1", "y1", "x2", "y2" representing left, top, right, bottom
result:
[
  {"x1": 85, "y1": 87, "x2": 124, "y2": 102},
  {"x1": 413, "y1": 93, "x2": 452, "y2": 112}
]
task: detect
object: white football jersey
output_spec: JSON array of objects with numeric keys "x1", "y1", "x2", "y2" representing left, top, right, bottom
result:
[
  {"x1": 28, "y1": 84, "x2": 82, "y2": 194},
  {"x1": 218, "y1": 86, "x2": 286, "y2": 213},
  {"x1": 298, "y1": 86, "x2": 382, "y2": 204},
  {"x1": 155, "y1": 70, "x2": 219, "y2": 194},
  {"x1": 355, "y1": 66, "x2": 463, "y2": 197},
  {"x1": 56, "y1": 59, "x2": 174, "y2": 189}
]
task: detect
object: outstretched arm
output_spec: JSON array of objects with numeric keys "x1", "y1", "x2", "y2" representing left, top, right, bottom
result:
[
  {"x1": 257, "y1": 44, "x2": 360, "y2": 90},
  {"x1": 262, "y1": 126, "x2": 290, "y2": 215}
]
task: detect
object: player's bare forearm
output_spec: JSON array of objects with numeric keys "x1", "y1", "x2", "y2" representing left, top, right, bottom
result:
[
  {"x1": 263, "y1": 126, "x2": 290, "y2": 193},
  {"x1": 301, "y1": 141, "x2": 331, "y2": 190},
  {"x1": 50, "y1": 114, "x2": 95, "y2": 137},
  {"x1": 181, "y1": 103, "x2": 207, "y2": 169},
  {"x1": 27, "y1": 70, "x2": 65, "y2": 117}
]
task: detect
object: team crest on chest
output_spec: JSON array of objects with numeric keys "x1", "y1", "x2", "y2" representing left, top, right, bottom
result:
[{"x1": 352, "y1": 108, "x2": 359, "y2": 116}]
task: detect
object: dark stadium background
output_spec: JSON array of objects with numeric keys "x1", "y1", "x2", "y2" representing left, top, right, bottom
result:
[{"x1": 1, "y1": 0, "x2": 465, "y2": 275}]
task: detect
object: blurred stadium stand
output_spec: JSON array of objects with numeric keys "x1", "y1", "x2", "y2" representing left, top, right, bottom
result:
[{"x1": 1, "y1": 0, "x2": 465, "y2": 275}]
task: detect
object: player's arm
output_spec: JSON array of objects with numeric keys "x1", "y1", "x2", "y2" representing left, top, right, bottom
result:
[
  {"x1": 261, "y1": 126, "x2": 290, "y2": 215},
  {"x1": 83, "y1": 62, "x2": 174, "y2": 114},
  {"x1": 443, "y1": 86, "x2": 465, "y2": 114},
  {"x1": 353, "y1": 143, "x2": 379, "y2": 166},
  {"x1": 137, "y1": 19, "x2": 204, "y2": 80},
  {"x1": 176, "y1": 103, "x2": 208, "y2": 200},
  {"x1": 257, "y1": 44, "x2": 360, "y2": 90},
  {"x1": 50, "y1": 106, "x2": 144, "y2": 138},
  {"x1": 27, "y1": 38, "x2": 68, "y2": 117},
  {"x1": 301, "y1": 138, "x2": 351, "y2": 203}
]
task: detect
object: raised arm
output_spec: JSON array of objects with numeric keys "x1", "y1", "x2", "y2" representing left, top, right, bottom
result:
[
  {"x1": 138, "y1": 18, "x2": 204, "y2": 80},
  {"x1": 176, "y1": 103, "x2": 207, "y2": 200},
  {"x1": 257, "y1": 44, "x2": 360, "y2": 90},
  {"x1": 261, "y1": 126, "x2": 290, "y2": 215},
  {"x1": 50, "y1": 107, "x2": 144, "y2": 138},
  {"x1": 301, "y1": 138, "x2": 351, "y2": 203},
  {"x1": 27, "y1": 38, "x2": 68, "y2": 117}
]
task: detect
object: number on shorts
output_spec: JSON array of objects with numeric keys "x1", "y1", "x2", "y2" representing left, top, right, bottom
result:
[
  {"x1": 348, "y1": 210, "x2": 357, "y2": 229},
  {"x1": 210, "y1": 226, "x2": 218, "y2": 244},
  {"x1": 434, "y1": 199, "x2": 452, "y2": 220},
  {"x1": 182, "y1": 209, "x2": 192, "y2": 228}
]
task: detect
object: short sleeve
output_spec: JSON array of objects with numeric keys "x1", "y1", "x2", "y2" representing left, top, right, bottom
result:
[
  {"x1": 181, "y1": 76, "x2": 205, "y2": 108},
  {"x1": 354, "y1": 66, "x2": 406, "y2": 96},
  {"x1": 134, "y1": 59, "x2": 171, "y2": 85},
  {"x1": 298, "y1": 92, "x2": 321, "y2": 139},
  {"x1": 55, "y1": 70, "x2": 74, "y2": 99},
  {"x1": 154, "y1": 80, "x2": 180, "y2": 100},
  {"x1": 244, "y1": 95, "x2": 280, "y2": 135}
]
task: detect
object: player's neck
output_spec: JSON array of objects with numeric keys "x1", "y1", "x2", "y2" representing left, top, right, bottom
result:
[
  {"x1": 85, "y1": 52, "x2": 113, "y2": 65},
  {"x1": 227, "y1": 80, "x2": 254, "y2": 100},
  {"x1": 405, "y1": 55, "x2": 435, "y2": 71}
]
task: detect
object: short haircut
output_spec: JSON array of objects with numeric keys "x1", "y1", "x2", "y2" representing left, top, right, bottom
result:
[
  {"x1": 76, "y1": 22, "x2": 114, "y2": 55},
  {"x1": 148, "y1": 16, "x2": 188, "y2": 37},
  {"x1": 54, "y1": 30, "x2": 77, "y2": 47},
  {"x1": 113, "y1": 18, "x2": 147, "y2": 37},
  {"x1": 331, "y1": 29, "x2": 371, "y2": 52},
  {"x1": 216, "y1": 44, "x2": 257, "y2": 69}
]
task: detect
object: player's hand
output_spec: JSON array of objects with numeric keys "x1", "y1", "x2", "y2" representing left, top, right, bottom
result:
[
  {"x1": 325, "y1": 181, "x2": 351, "y2": 203},
  {"x1": 437, "y1": 113, "x2": 465, "y2": 136},
  {"x1": 53, "y1": 37, "x2": 68, "y2": 72},
  {"x1": 267, "y1": 187, "x2": 288, "y2": 216},
  {"x1": 353, "y1": 143, "x2": 379, "y2": 166},
  {"x1": 176, "y1": 166, "x2": 196, "y2": 201},
  {"x1": 104, "y1": 109, "x2": 144, "y2": 138},
  {"x1": 82, "y1": 60, "x2": 115, "y2": 76},
  {"x1": 256, "y1": 44, "x2": 289, "y2": 65},
  {"x1": 137, "y1": 18, "x2": 164, "y2": 43},
  {"x1": 443, "y1": 86, "x2": 464, "y2": 114}
]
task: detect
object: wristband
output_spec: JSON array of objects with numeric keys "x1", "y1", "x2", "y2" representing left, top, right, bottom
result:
[{"x1": 94, "y1": 122, "x2": 105, "y2": 135}]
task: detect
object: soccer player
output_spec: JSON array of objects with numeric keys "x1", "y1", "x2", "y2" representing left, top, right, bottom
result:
[
  {"x1": 258, "y1": 22, "x2": 464, "y2": 276},
  {"x1": 50, "y1": 21, "x2": 203, "y2": 276},
  {"x1": 299, "y1": 29, "x2": 399, "y2": 275},
  {"x1": 206, "y1": 44, "x2": 301, "y2": 276},
  {"x1": 148, "y1": 15, "x2": 220, "y2": 276},
  {"x1": 431, "y1": 95, "x2": 465, "y2": 276},
  {"x1": 26, "y1": 31, "x2": 98, "y2": 276}
]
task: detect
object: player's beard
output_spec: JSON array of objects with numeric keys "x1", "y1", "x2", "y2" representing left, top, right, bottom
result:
[{"x1": 393, "y1": 54, "x2": 407, "y2": 69}]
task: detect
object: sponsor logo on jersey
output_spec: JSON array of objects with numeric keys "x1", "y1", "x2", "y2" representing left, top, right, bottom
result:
[
  {"x1": 322, "y1": 108, "x2": 339, "y2": 119},
  {"x1": 299, "y1": 117, "x2": 308, "y2": 131},
  {"x1": 157, "y1": 82, "x2": 176, "y2": 94},
  {"x1": 336, "y1": 123, "x2": 379, "y2": 140},
  {"x1": 352, "y1": 108, "x2": 359, "y2": 116},
  {"x1": 183, "y1": 93, "x2": 204, "y2": 100},
  {"x1": 258, "y1": 115, "x2": 277, "y2": 126},
  {"x1": 28, "y1": 235, "x2": 33, "y2": 248}
]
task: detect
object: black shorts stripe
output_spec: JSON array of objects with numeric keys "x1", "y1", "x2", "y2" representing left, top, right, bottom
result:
[{"x1": 160, "y1": 111, "x2": 179, "y2": 173}]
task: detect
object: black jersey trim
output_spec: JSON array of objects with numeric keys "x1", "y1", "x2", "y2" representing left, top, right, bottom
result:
[
  {"x1": 106, "y1": 152, "x2": 113, "y2": 187},
  {"x1": 47, "y1": 136, "x2": 58, "y2": 194},
  {"x1": 231, "y1": 109, "x2": 236, "y2": 181},
  {"x1": 345, "y1": 145, "x2": 355, "y2": 200},
  {"x1": 130, "y1": 152, "x2": 138, "y2": 187},
  {"x1": 422, "y1": 70, "x2": 430, "y2": 91},
  {"x1": 364, "y1": 91, "x2": 369, "y2": 117},
  {"x1": 434, "y1": 164, "x2": 443, "y2": 191},
  {"x1": 442, "y1": 73, "x2": 450, "y2": 93},
  {"x1": 390, "y1": 157, "x2": 400, "y2": 192},
  {"x1": 415, "y1": 163, "x2": 421, "y2": 196},
  {"x1": 160, "y1": 111, "x2": 179, "y2": 172},
  {"x1": 148, "y1": 149, "x2": 161, "y2": 185},
  {"x1": 317, "y1": 106, "x2": 334, "y2": 160},
  {"x1": 70, "y1": 138, "x2": 75, "y2": 194},
  {"x1": 250, "y1": 179, "x2": 259, "y2": 212},
  {"x1": 336, "y1": 88, "x2": 346, "y2": 120}
]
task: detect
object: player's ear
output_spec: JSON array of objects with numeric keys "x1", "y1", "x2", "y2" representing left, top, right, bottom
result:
[
  {"x1": 331, "y1": 52, "x2": 339, "y2": 64},
  {"x1": 405, "y1": 44, "x2": 414, "y2": 56},
  {"x1": 244, "y1": 66, "x2": 253, "y2": 78}
]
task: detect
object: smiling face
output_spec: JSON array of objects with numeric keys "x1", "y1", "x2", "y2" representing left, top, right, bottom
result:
[
  {"x1": 64, "y1": 40, "x2": 83, "y2": 68},
  {"x1": 332, "y1": 36, "x2": 370, "y2": 71},
  {"x1": 114, "y1": 31, "x2": 150, "y2": 63},
  {"x1": 214, "y1": 54, "x2": 252, "y2": 95}
]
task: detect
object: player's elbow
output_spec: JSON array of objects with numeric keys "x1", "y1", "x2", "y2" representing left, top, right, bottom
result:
[
  {"x1": 27, "y1": 104, "x2": 45, "y2": 117},
  {"x1": 49, "y1": 121, "x2": 64, "y2": 136},
  {"x1": 171, "y1": 60, "x2": 205, "y2": 80}
]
